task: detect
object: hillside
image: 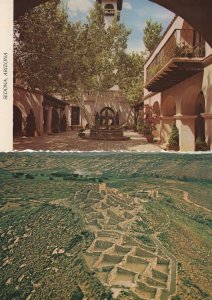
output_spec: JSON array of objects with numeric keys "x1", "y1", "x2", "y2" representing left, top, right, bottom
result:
[{"x1": 0, "y1": 153, "x2": 211, "y2": 300}]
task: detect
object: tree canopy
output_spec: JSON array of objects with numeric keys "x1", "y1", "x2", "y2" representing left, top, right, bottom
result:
[
  {"x1": 143, "y1": 19, "x2": 163, "y2": 52},
  {"x1": 14, "y1": 2, "x2": 145, "y2": 125},
  {"x1": 117, "y1": 52, "x2": 145, "y2": 106},
  {"x1": 14, "y1": 2, "x2": 83, "y2": 96}
]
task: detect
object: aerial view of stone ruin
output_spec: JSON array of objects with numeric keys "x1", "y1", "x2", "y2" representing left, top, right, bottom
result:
[{"x1": 0, "y1": 153, "x2": 211, "y2": 299}]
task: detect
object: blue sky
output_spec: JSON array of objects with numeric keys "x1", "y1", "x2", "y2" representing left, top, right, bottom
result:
[{"x1": 62, "y1": 0, "x2": 174, "y2": 52}]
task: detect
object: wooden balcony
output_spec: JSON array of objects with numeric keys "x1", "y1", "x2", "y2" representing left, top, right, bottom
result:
[{"x1": 145, "y1": 29, "x2": 205, "y2": 92}]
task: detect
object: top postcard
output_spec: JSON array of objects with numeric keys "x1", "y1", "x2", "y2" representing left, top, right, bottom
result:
[{"x1": 1, "y1": 0, "x2": 212, "y2": 152}]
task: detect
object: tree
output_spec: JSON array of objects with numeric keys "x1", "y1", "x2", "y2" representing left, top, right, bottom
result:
[
  {"x1": 143, "y1": 19, "x2": 163, "y2": 52},
  {"x1": 14, "y1": 2, "x2": 131, "y2": 127},
  {"x1": 72, "y1": 2, "x2": 130, "y2": 126},
  {"x1": 168, "y1": 121, "x2": 179, "y2": 146},
  {"x1": 118, "y1": 52, "x2": 145, "y2": 105},
  {"x1": 117, "y1": 51, "x2": 145, "y2": 126},
  {"x1": 14, "y1": 2, "x2": 80, "y2": 96}
]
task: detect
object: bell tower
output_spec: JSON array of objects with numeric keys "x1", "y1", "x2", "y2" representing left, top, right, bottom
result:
[{"x1": 96, "y1": 0, "x2": 123, "y2": 26}]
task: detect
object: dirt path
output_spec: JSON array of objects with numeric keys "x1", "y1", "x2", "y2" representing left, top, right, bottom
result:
[{"x1": 170, "y1": 188, "x2": 211, "y2": 213}]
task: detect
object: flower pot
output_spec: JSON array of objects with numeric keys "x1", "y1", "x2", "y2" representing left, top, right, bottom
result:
[
  {"x1": 146, "y1": 134, "x2": 154, "y2": 143},
  {"x1": 167, "y1": 144, "x2": 179, "y2": 151}
]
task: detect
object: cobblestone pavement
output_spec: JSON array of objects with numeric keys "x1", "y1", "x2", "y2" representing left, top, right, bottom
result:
[{"x1": 13, "y1": 130, "x2": 162, "y2": 152}]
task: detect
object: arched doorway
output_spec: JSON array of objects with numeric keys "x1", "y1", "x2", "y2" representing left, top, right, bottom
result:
[
  {"x1": 161, "y1": 96, "x2": 176, "y2": 144},
  {"x1": 71, "y1": 107, "x2": 80, "y2": 126},
  {"x1": 13, "y1": 105, "x2": 23, "y2": 137},
  {"x1": 152, "y1": 101, "x2": 161, "y2": 139},
  {"x1": 100, "y1": 107, "x2": 115, "y2": 128},
  {"x1": 25, "y1": 109, "x2": 36, "y2": 137},
  {"x1": 195, "y1": 91, "x2": 205, "y2": 140},
  {"x1": 52, "y1": 109, "x2": 60, "y2": 133},
  {"x1": 60, "y1": 114, "x2": 67, "y2": 132},
  {"x1": 43, "y1": 107, "x2": 48, "y2": 133}
]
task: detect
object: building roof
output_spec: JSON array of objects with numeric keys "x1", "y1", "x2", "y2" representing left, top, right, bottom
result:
[
  {"x1": 97, "y1": 0, "x2": 123, "y2": 11},
  {"x1": 14, "y1": 0, "x2": 58, "y2": 19},
  {"x1": 44, "y1": 94, "x2": 69, "y2": 108},
  {"x1": 150, "y1": 0, "x2": 212, "y2": 47}
]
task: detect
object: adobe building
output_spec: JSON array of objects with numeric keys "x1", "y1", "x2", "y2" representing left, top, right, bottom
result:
[
  {"x1": 69, "y1": 0, "x2": 133, "y2": 129},
  {"x1": 70, "y1": 89, "x2": 133, "y2": 129},
  {"x1": 142, "y1": 16, "x2": 212, "y2": 151},
  {"x1": 13, "y1": 84, "x2": 70, "y2": 138}
]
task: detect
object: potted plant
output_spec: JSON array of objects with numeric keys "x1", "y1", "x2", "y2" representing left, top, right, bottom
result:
[
  {"x1": 174, "y1": 43, "x2": 193, "y2": 58},
  {"x1": 195, "y1": 136, "x2": 208, "y2": 151},
  {"x1": 143, "y1": 123, "x2": 154, "y2": 142},
  {"x1": 167, "y1": 121, "x2": 179, "y2": 151}
]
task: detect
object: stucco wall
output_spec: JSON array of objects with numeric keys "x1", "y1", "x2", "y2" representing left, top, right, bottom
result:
[
  {"x1": 75, "y1": 92, "x2": 133, "y2": 128},
  {"x1": 14, "y1": 86, "x2": 44, "y2": 136},
  {"x1": 161, "y1": 72, "x2": 204, "y2": 116},
  {"x1": 202, "y1": 64, "x2": 212, "y2": 113}
]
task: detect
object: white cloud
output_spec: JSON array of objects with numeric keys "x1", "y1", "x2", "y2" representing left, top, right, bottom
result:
[
  {"x1": 68, "y1": 0, "x2": 95, "y2": 15},
  {"x1": 123, "y1": 2, "x2": 132, "y2": 10}
]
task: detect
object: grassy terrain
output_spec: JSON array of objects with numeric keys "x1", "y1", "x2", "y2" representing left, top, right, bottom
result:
[{"x1": 0, "y1": 152, "x2": 211, "y2": 300}]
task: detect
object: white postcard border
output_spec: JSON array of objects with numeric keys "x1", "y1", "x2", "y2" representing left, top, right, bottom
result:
[{"x1": 0, "y1": 0, "x2": 13, "y2": 151}]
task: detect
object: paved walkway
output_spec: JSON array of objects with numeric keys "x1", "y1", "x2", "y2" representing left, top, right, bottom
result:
[{"x1": 13, "y1": 130, "x2": 162, "y2": 152}]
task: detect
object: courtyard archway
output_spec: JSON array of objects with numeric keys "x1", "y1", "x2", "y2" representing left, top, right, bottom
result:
[
  {"x1": 25, "y1": 109, "x2": 36, "y2": 137},
  {"x1": 195, "y1": 91, "x2": 205, "y2": 140},
  {"x1": 13, "y1": 105, "x2": 23, "y2": 137},
  {"x1": 60, "y1": 114, "x2": 67, "y2": 132},
  {"x1": 161, "y1": 96, "x2": 176, "y2": 144},
  {"x1": 52, "y1": 109, "x2": 60, "y2": 133},
  {"x1": 152, "y1": 101, "x2": 161, "y2": 139}
]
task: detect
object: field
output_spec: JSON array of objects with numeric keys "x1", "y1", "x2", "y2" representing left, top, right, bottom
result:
[{"x1": 0, "y1": 153, "x2": 211, "y2": 300}]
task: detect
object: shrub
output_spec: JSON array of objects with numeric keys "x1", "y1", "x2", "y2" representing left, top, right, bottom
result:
[
  {"x1": 102, "y1": 290, "x2": 113, "y2": 300},
  {"x1": 163, "y1": 195, "x2": 175, "y2": 206},
  {"x1": 70, "y1": 287, "x2": 84, "y2": 300},
  {"x1": 168, "y1": 121, "x2": 179, "y2": 146},
  {"x1": 171, "y1": 296, "x2": 181, "y2": 300},
  {"x1": 25, "y1": 174, "x2": 35, "y2": 179},
  {"x1": 65, "y1": 234, "x2": 83, "y2": 250},
  {"x1": 159, "y1": 232, "x2": 169, "y2": 243},
  {"x1": 195, "y1": 136, "x2": 208, "y2": 151},
  {"x1": 137, "y1": 234, "x2": 153, "y2": 246}
]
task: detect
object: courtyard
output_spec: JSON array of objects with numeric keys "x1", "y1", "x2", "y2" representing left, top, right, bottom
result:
[{"x1": 13, "y1": 130, "x2": 162, "y2": 152}]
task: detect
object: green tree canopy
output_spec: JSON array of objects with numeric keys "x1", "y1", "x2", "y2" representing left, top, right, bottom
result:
[
  {"x1": 14, "y1": 2, "x2": 82, "y2": 96},
  {"x1": 143, "y1": 19, "x2": 163, "y2": 52},
  {"x1": 117, "y1": 52, "x2": 145, "y2": 106}
]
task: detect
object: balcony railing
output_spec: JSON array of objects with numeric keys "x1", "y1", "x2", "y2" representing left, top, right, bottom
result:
[{"x1": 146, "y1": 29, "x2": 205, "y2": 83}]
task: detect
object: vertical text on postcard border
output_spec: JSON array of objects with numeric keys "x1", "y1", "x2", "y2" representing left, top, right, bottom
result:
[{"x1": 2, "y1": 53, "x2": 8, "y2": 100}]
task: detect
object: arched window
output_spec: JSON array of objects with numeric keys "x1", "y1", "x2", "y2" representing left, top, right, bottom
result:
[{"x1": 105, "y1": 4, "x2": 114, "y2": 10}]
